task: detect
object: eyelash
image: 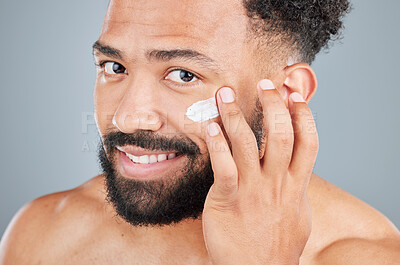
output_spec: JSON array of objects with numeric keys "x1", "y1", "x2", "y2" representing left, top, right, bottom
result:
[
  {"x1": 95, "y1": 60, "x2": 203, "y2": 88},
  {"x1": 96, "y1": 60, "x2": 124, "y2": 71},
  {"x1": 164, "y1": 67, "x2": 202, "y2": 87}
]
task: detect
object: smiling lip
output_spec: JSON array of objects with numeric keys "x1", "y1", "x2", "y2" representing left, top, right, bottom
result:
[{"x1": 116, "y1": 146, "x2": 185, "y2": 180}]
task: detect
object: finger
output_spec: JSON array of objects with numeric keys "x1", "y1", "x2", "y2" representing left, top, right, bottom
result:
[
  {"x1": 257, "y1": 79, "x2": 294, "y2": 176},
  {"x1": 287, "y1": 92, "x2": 319, "y2": 183},
  {"x1": 205, "y1": 122, "x2": 239, "y2": 198},
  {"x1": 216, "y1": 87, "x2": 260, "y2": 181}
]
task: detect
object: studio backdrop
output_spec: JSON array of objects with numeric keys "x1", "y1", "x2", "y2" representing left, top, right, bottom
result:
[{"x1": 0, "y1": 0, "x2": 399, "y2": 237}]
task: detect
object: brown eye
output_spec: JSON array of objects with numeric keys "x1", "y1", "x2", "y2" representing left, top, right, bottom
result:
[
  {"x1": 104, "y1": 62, "x2": 127, "y2": 74},
  {"x1": 165, "y1": 70, "x2": 198, "y2": 83},
  {"x1": 179, "y1": 70, "x2": 194, "y2": 82}
]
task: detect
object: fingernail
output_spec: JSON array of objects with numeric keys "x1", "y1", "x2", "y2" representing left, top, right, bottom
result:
[
  {"x1": 259, "y1": 79, "x2": 275, "y2": 90},
  {"x1": 290, "y1": 92, "x2": 305, "y2": 103},
  {"x1": 218, "y1": 87, "x2": 235, "y2": 103},
  {"x1": 207, "y1": 122, "x2": 220, "y2": 137}
]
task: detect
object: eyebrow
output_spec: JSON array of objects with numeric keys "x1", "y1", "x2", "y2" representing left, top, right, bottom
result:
[
  {"x1": 92, "y1": 41, "x2": 123, "y2": 60},
  {"x1": 92, "y1": 40, "x2": 222, "y2": 72},
  {"x1": 146, "y1": 49, "x2": 221, "y2": 71}
]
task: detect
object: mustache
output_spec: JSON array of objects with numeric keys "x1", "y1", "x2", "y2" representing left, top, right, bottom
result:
[{"x1": 103, "y1": 130, "x2": 201, "y2": 156}]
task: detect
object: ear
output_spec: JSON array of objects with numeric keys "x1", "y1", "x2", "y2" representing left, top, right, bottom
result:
[{"x1": 280, "y1": 63, "x2": 317, "y2": 105}]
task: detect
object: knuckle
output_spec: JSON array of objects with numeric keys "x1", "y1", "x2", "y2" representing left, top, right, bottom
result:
[
  {"x1": 280, "y1": 151, "x2": 292, "y2": 164},
  {"x1": 231, "y1": 127, "x2": 257, "y2": 149},
  {"x1": 265, "y1": 96, "x2": 281, "y2": 106},
  {"x1": 240, "y1": 133, "x2": 257, "y2": 147},
  {"x1": 222, "y1": 109, "x2": 244, "y2": 133},
  {"x1": 307, "y1": 139, "x2": 319, "y2": 154},
  {"x1": 279, "y1": 134, "x2": 294, "y2": 150},
  {"x1": 296, "y1": 109, "x2": 311, "y2": 118},
  {"x1": 302, "y1": 135, "x2": 319, "y2": 154},
  {"x1": 226, "y1": 108, "x2": 241, "y2": 118},
  {"x1": 220, "y1": 173, "x2": 237, "y2": 183},
  {"x1": 268, "y1": 131, "x2": 294, "y2": 150},
  {"x1": 217, "y1": 174, "x2": 238, "y2": 192}
]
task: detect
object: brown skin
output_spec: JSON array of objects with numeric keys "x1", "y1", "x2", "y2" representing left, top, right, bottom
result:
[{"x1": 1, "y1": 0, "x2": 400, "y2": 264}]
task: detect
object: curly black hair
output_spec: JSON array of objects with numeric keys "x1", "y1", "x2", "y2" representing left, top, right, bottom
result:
[{"x1": 244, "y1": 0, "x2": 351, "y2": 64}]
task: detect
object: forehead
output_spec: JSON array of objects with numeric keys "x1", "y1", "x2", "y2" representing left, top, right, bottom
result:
[{"x1": 100, "y1": 0, "x2": 250, "y2": 67}]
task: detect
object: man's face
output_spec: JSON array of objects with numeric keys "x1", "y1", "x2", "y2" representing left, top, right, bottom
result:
[{"x1": 94, "y1": 0, "x2": 267, "y2": 227}]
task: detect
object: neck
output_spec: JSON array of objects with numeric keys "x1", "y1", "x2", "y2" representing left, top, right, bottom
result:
[
  {"x1": 117, "y1": 214, "x2": 210, "y2": 262},
  {"x1": 124, "y1": 215, "x2": 205, "y2": 243}
]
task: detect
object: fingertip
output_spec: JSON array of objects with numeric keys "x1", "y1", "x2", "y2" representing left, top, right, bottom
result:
[
  {"x1": 288, "y1": 92, "x2": 306, "y2": 114},
  {"x1": 258, "y1": 79, "x2": 275, "y2": 90},
  {"x1": 289, "y1": 92, "x2": 305, "y2": 103},
  {"x1": 207, "y1": 122, "x2": 220, "y2": 137},
  {"x1": 217, "y1": 87, "x2": 235, "y2": 104}
]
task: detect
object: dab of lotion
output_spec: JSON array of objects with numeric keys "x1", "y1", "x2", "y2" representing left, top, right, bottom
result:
[{"x1": 186, "y1": 97, "x2": 220, "y2": 123}]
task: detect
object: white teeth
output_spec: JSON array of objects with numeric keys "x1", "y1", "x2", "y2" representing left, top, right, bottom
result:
[
  {"x1": 132, "y1": 155, "x2": 139, "y2": 163},
  {"x1": 158, "y1": 154, "x2": 167, "y2": 162},
  {"x1": 149, "y1": 155, "x2": 158, "y2": 164},
  {"x1": 139, "y1": 155, "x2": 149, "y2": 164},
  {"x1": 126, "y1": 153, "x2": 139, "y2": 163},
  {"x1": 123, "y1": 150, "x2": 177, "y2": 164}
]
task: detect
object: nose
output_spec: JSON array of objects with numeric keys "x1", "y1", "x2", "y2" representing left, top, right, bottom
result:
[
  {"x1": 112, "y1": 80, "x2": 163, "y2": 134},
  {"x1": 113, "y1": 110, "x2": 162, "y2": 133}
]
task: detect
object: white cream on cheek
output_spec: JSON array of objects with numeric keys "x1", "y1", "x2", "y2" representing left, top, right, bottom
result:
[{"x1": 185, "y1": 97, "x2": 220, "y2": 123}]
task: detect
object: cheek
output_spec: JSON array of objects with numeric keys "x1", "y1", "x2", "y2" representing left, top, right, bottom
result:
[
  {"x1": 164, "y1": 95, "x2": 222, "y2": 153},
  {"x1": 235, "y1": 70, "x2": 261, "y2": 121},
  {"x1": 163, "y1": 97, "x2": 210, "y2": 137}
]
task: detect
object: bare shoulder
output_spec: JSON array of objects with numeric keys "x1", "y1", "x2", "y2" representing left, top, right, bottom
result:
[
  {"x1": 302, "y1": 173, "x2": 400, "y2": 264},
  {"x1": 0, "y1": 175, "x2": 109, "y2": 264}
]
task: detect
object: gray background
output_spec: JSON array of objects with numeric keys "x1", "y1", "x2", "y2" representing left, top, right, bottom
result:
[{"x1": 0, "y1": 0, "x2": 399, "y2": 238}]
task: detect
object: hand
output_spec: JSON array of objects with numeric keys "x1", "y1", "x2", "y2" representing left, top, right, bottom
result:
[{"x1": 202, "y1": 79, "x2": 319, "y2": 265}]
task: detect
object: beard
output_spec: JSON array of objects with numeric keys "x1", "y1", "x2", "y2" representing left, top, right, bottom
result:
[{"x1": 97, "y1": 98, "x2": 264, "y2": 227}]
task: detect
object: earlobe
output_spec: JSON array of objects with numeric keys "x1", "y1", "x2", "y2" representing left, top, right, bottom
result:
[{"x1": 282, "y1": 63, "x2": 317, "y2": 104}]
